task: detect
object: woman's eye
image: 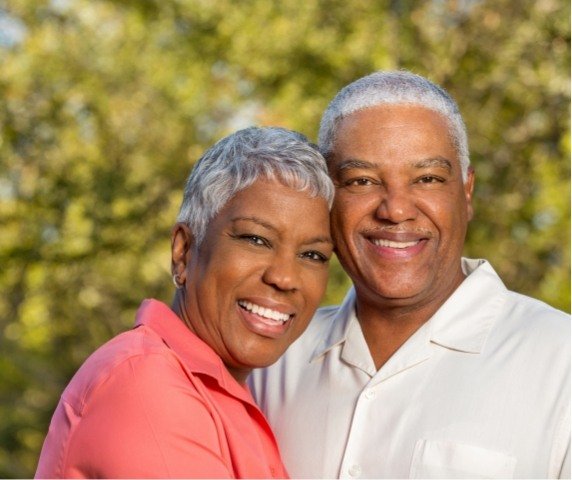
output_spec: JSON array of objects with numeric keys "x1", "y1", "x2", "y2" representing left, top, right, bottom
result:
[
  {"x1": 240, "y1": 235, "x2": 269, "y2": 247},
  {"x1": 301, "y1": 250, "x2": 329, "y2": 263}
]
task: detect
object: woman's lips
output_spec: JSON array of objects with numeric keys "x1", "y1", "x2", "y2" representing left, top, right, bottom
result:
[
  {"x1": 237, "y1": 299, "x2": 294, "y2": 339},
  {"x1": 238, "y1": 300, "x2": 291, "y2": 323}
]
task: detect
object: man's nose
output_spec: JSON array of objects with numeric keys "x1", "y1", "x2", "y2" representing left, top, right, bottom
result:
[{"x1": 375, "y1": 186, "x2": 418, "y2": 223}]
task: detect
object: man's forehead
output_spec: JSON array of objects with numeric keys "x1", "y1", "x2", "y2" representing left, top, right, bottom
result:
[{"x1": 330, "y1": 105, "x2": 461, "y2": 166}]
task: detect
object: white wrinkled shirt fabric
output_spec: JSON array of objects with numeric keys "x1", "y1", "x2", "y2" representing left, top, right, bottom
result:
[{"x1": 249, "y1": 259, "x2": 571, "y2": 478}]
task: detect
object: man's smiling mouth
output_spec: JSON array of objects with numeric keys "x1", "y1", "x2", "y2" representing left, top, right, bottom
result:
[{"x1": 370, "y1": 238, "x2": 420, "y2": 249}]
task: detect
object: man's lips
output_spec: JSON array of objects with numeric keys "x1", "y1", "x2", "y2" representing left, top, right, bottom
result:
[
  {"x1": 363, "y1": 229, "x2": 431, "y2": 255},
  {"x1": 370, "y1": 238, "x2": 420, "y2": 249}
]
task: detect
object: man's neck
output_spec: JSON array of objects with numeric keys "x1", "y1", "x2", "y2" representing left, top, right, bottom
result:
[
  {"x1": 355, "y1": 301, "x2": 432, "y2": 370},
  {"x1": 355, "y1": 278, "x2": 466, "y2": 370},
  {"x1": 352, "y1": 263, "x2": 469, "y2": 370}
]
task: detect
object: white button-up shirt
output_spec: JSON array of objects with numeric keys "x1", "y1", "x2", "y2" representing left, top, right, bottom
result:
[{"x1": 250, "y1": 259, "x2": 571, "y2": 478}]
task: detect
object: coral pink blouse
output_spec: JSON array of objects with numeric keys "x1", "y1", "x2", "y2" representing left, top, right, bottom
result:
[{"x1": 35, "y1": 299, "x2": 288, "y2": 478}]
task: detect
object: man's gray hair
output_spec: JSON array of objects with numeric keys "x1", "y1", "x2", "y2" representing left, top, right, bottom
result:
[
  {"x1": 318, "y1": 70, "x2": 470, "y2": 180},
  {"x1": 177, "y1": 126, "x2": 334, "y2": 245}
]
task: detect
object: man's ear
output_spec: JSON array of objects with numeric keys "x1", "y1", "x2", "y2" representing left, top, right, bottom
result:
[
  {"x1": 464, "y1": 166, "x2": 475, "y2": 221},
  {"x1": 171, "y1": 223, "x2": 195, "y2": 285}
]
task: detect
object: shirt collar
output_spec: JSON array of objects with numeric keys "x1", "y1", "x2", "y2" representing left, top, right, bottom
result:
[
  {"x1": 427, "y1": 258, "x2": 507, "y2": 353},
  {"x1": 311, "y1": 288, "x2": 359, "y2": 361},
  {"x1": 311, "y1": 258, "x2": 506, "y2": 361},
  {"x1": 134, "y1": 299, "x2": 253, "y2": 402}
]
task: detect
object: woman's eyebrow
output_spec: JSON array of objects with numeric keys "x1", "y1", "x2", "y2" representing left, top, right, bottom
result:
[
  {"x1": 231, "y1": 216, "x2": 275, "y2": 231},
  {"x1": 233, "y1": 217, "x2": 333, "y2": 246},
  {"x1": 301, "y1": 236, "x2": 334, "y2": 247}
]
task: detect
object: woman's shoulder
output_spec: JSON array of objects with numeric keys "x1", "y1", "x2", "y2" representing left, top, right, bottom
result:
[
  {"x1": 46, "y1": 326, "x2": 230, "y2": 478},
  {"x1": 61, "y1": 326, "x2": 195, "y2": 414}
]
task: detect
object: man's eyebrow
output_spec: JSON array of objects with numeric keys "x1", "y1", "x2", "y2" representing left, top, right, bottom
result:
[
  {"x1": 414, "y1": 156, "x2": 453, "y2": 173},
  {"x1": 335, "y1": 159, "x2": 377, "y2": 172}
]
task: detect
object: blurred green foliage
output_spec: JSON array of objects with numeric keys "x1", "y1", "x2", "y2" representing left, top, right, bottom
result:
[{"x1": 0, "y1": 0, "x2": 569, "y2": 476}]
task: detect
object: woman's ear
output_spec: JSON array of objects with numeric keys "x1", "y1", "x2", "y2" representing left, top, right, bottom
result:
[{"x1": 171, "y1": 223, "x2": 195, "y2": 287}]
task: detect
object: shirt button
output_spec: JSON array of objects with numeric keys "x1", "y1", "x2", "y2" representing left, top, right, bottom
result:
[
  {"x1": 348, "y1": 464, "x2": 362, "y2": 478},
  {"x1": 364, "y1": 389, "x2": 376, "y2": 399}
]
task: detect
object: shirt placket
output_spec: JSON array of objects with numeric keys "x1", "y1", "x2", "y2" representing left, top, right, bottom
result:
[{"x1": 338, "y1": 338, "x2": 433, "y2": 478}]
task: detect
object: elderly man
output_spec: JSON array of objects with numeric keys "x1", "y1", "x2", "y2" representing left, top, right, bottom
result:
[{"x1": 250, "y1": 71, "x2": 570, "y2": 478}]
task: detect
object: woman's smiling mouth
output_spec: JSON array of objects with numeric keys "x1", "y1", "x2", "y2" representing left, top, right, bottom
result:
[{"x1": 238, "y1": 300, "x2": 293, "y2": 325}]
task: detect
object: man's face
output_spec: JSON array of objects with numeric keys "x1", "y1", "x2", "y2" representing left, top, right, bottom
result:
[{"x1": 329, "y1": 104, "x2": 474, "y2": 311}]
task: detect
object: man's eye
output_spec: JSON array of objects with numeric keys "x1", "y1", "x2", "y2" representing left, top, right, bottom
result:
[
  {"x1": 417, "y1": 175, "x2": 445, "y2": 184},
  {"x1": 337, "y1": 176, "x2": 380, "y2": 194},
  {"x1": 300, "y1": 251, "x2": 329, "y2": 263},
  {"x1": 346, "y1": 178, "x2": 374, "y2": 187}
]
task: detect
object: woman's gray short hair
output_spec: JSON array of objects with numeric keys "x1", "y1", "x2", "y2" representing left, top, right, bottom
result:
[
  {"x1": 176, "y1": 126, "x2": 334, "y2": 245},
  {"x1": 318, "y1": 70, "x2": 471, "y2": 180}
]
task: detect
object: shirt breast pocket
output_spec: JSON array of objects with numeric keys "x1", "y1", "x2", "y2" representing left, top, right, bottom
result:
[{"x1": 409, "y1": 439, "x2": 517, "y2": 478}]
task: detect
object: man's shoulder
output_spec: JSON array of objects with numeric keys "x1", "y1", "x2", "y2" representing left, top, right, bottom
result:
[
  {"x1": 464, "y1": 258, "x2": 569, "y2": 337},
  {"x1": 480, "y1": 287, "x2": 571, "y2": 378},
  {"x1": 501, "y1": 289, "x2": 570, "y2": 339}
]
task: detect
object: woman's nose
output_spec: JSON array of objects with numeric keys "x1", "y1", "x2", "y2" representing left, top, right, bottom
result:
[{"x1": 261, "y1": 255, "x2": 299, "y2": 292}]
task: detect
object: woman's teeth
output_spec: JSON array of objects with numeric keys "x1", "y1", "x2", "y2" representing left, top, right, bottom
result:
[{"x1": 238, "y1": 300, "x2": 290, "y2": 324}]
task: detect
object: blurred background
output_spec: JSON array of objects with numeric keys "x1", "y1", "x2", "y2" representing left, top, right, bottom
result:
[{"x1": 0, "y1": 0, "x2": 569, "y2": 476}]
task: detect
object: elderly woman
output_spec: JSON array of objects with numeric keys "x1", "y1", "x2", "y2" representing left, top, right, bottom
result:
[{"x1": 35, "y1": 127, "x2": 334, "y2": 478}]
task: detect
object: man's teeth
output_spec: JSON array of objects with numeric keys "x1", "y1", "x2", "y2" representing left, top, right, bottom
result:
[
  {"x1": 372, "y1": 239, "x2": 419, "y2": 249},
  {"x1": 238, "y1": 301, "x2": 290, "y2": 323}
]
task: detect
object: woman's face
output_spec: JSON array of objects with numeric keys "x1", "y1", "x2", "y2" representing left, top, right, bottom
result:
[{"x1": 172, "y1": 178, "x2": 332, "y2": 382}]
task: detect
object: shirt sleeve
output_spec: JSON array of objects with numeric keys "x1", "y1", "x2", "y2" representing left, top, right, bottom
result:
[{"x1": 61, "y1": 352, "x2": 234, "y2": 478}]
